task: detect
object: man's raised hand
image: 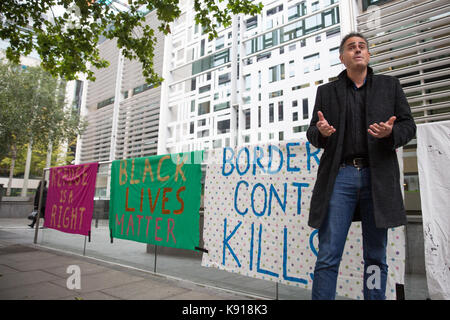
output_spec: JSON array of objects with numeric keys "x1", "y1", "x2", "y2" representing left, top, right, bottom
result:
[
  {"x1": 368, "y1": 116, "x2": 396, "y2": 138},
  {"x1": 316, "y1": 111, "x2": 336, "y2": 137}
]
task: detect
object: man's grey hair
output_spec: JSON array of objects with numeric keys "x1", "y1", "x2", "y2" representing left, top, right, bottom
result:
[{"x1": 339, "y1": 32, "x2": 370, "y2": 55}]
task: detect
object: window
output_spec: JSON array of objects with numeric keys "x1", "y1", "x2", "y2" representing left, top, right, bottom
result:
[
  {"x1": 326, "y1": 28, "x2": 340, "y2": 38},
  {"x1": 214, "y1": 101, "x2": 230, "y2": 112},
  {"x1": 133, "y1": 82, "x2": 156, "y2": 95},
  {"x1": 219, "y1": 73, "x2": 231, "y2": 86},
  {"x1": 279, "y1": 131, "x2": 284, "y2": 141},
  {"x1": 283, "y1": 20, "x2": 303, "y2": 42},
  {"x1": 302, "y1": 99, "x2": 309, "y2": 119},
  {"x1": 198, "y1": 101, "x2": 210, "y2": 115},
  {"x1": 200, "y1": 39, "x2": 205, "y2": 56},
  {"x1": 269, "y1": 64, "x2": 285, "y2": 83},
  {"x1": 304, "y1": 53, "x2": 320, "y2": 73},
  {"x1": 192, "y1": 49, "x2": 230, "y2": 75},
  {"x1": 213, "y1": 139, "x2": 222, "y2": 148},
  {"x1": 245, "y1": 109, "x2": 251, "y2": 129},
  {"x1": 199, "y1": 84, "x2": 211, "y2": 93},
  {"x1": 246, "y1": 16, "x2": 258, "y2": 30},
  {"x1": 269, "y1": 103, "x2": 274, "y2": 123},
  {"x1": 288, "y1": 2, "x2": 307, "y2": 21},
  {"x1": 215, "y1": 36, "x2": 224, "y2": 50},
  {"x1": 269, "y1": 90, "x2": 283, "y2": 98},
  {"x1": 244, "y1": 74, "x2": 251, "y2": 91},
  {"x1": 217, "y1": 119, "x2": 230, "y2": 134},
  {"x1": 292, "y1": 83, "x2": 310, "y2": 91},
  {"x1": 293, "y1": 112, "x2": 298, "y2": 121},
  {"x1": 197, "y1": 129, "x2": 209, "y2": 138},
  {"x1": 289, "y1": 60, "x2": 295, "y2": 78},
  {"x1": 293, "y1": 125, "x2": 309, "y2": 133},
  {"x1": 323, "y1": 0, "x2": 338, "y2": 5},
  {"x1": 258, "y1": 106, "x2": 262, "y2": 127},
  {"x1": 278, "y1": 101, "x2": 284, "y2": 121},
  {"x1": 256, "y1": 52, "x2": 271, "y2": 62},
  {"x1": 329, "y1": 47, "x2": 340, "y2": 66},
  {"x1": 97, "y1": 96, "x2": 114, "y2": 109},
  {"x1": 312, "y1": 1, "x2": 319, "y2": 12},
  {"x1": 267, "y1": 4, "x2": 283, "y2": 16},
  {"x1": 244, "y1": 7, "x2": 339, "y2": 56}
]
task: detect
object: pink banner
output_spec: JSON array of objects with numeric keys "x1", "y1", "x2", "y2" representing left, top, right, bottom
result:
[{"x1": 44, "y1": 163, "x2": 98, "y2": 236}]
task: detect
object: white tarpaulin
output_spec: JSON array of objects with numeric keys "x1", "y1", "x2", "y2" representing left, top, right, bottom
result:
[
  {"x1": 201, "y1": 139, "x2": 405, "y2": 300},
  {"x1": 417, "y1": 121, "x2": 450, "y2": 300}
]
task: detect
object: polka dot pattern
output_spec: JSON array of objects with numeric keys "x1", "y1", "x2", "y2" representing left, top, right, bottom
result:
[{"x1": 201, "y1": 141, "x2": 405, "y2": 300}]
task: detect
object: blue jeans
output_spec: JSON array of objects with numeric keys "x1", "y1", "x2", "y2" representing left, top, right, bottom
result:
[{"x1": 311, "y1": 165, "x2": 388, "y2": 300}]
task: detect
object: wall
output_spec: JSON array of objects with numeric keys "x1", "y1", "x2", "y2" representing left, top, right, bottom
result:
[{"x1": 0, "y1": 197, "x2": 34, "y2": 218}]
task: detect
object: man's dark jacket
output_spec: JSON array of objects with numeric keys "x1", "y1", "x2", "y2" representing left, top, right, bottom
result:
[{"x1": 306, "y1": 67, "x2": 416, "y2": 229}]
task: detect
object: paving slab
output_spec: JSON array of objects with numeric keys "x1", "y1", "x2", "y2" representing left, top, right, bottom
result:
[
  {"x1": 0, "y1": 281, "x2": 73, "y2": 300},
  {"x1": 0, "y1": 264, "x2": 19, "y2": 275},
  {"x1": 45, "y1": 261, "x2": 110, "y2": 278},
  {"x1": 49, "y1": 269, "x2": 144, "y2": 294},
  {"x1": 60, "y1": 291, "x2": 120, "y2": 300},
  {"x1": 0, "y1": 269, "x2": 61, "y2": 290},
  {"x1": 1, "y1": 250, "x2": 56, "y2": 262},
  {"x1": 2, "y1": 255, "x2": 75, "y2": 272},
  {"x1": 0, "y1": 219, "x2": 430, "y2": 300},
  {"x1": 101, "y1": 279, "x2": 190, "y2": 300}
]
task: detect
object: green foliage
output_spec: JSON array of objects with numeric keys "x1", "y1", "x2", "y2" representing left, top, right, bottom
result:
[
  {"x1": 0, "y1": 61, "x2": 85, "y2": 174},
  {"x1": 0, "y1": 140, "x2": 70, "y2": 178},
  {"x1": 0, "y1": 0, "x2": 263, "y2": 85}
]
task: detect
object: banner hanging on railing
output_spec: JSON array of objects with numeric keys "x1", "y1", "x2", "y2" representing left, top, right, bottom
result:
[
  {"x1": 201, "y1": 140, "x2": 405, "y2": 300},
  {"x1": 44, "y1": 162, "x2": 98, "y2": 236},
  {"x1": 417, "y1": 121, "x2": 450, "y2": 300},
  {"x1": 109, "y1": 151, "x2": 203, "y2": 251}
]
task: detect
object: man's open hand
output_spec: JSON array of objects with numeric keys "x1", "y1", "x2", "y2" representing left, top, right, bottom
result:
[
  {"x1": 368, "y1": 116, "x2": 396, "y2": 138},
  {"x1": 316, "y1": 111, "x2": 336, "y2": 137}
]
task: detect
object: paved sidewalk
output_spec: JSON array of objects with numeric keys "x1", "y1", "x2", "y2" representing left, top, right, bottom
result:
[
  {"x1": 0, "y1": 241, "x2": 258, "y2": 300},
  {"x1": 0, "y1": 218, "x2": 429, "y2": 300}
]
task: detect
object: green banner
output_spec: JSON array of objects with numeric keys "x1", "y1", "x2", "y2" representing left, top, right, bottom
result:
[{"x1": 109, "y1": 151, "x2": 203, "y2": 250}]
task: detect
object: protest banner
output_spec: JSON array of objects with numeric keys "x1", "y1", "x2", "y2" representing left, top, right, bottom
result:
[
  {"x1": 201, "y1": 140, "x2": 405, "y2": 300},
  {"x1": 109, "y1": 151, "x2": 203, "y2": 250},
  {"x1": 417, "y1": 121, "x2": 450, "y2": 300},
  {"x1": 44, "y1": 162, "x2": 98, "y2": 236}
]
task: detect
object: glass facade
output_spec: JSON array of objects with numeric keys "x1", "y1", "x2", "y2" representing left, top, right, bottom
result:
[{"x1": 245, "y1": 6, "x2": 339, "y2": 55}]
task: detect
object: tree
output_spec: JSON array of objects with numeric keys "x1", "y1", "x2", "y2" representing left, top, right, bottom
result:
[
  {"x1": 0, "y1": 0, "x2": 263, "y2": 85},
  {"x1": 0, "y1": 61, "x2": 85, "y2": 195}
]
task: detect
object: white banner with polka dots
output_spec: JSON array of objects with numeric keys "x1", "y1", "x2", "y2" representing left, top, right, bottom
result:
[{"x1": 201, "y1": 139, "x2": 405, "y2": 300}]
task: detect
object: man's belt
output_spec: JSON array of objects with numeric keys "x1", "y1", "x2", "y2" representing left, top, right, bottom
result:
[{"x1": 342, "y1": 157, "x2": 370, "y2": 168}]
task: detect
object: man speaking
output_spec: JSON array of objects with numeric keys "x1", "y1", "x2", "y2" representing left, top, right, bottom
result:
[{"x1": 306, "y1": 32, "x2": 416, "y2": 300}]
